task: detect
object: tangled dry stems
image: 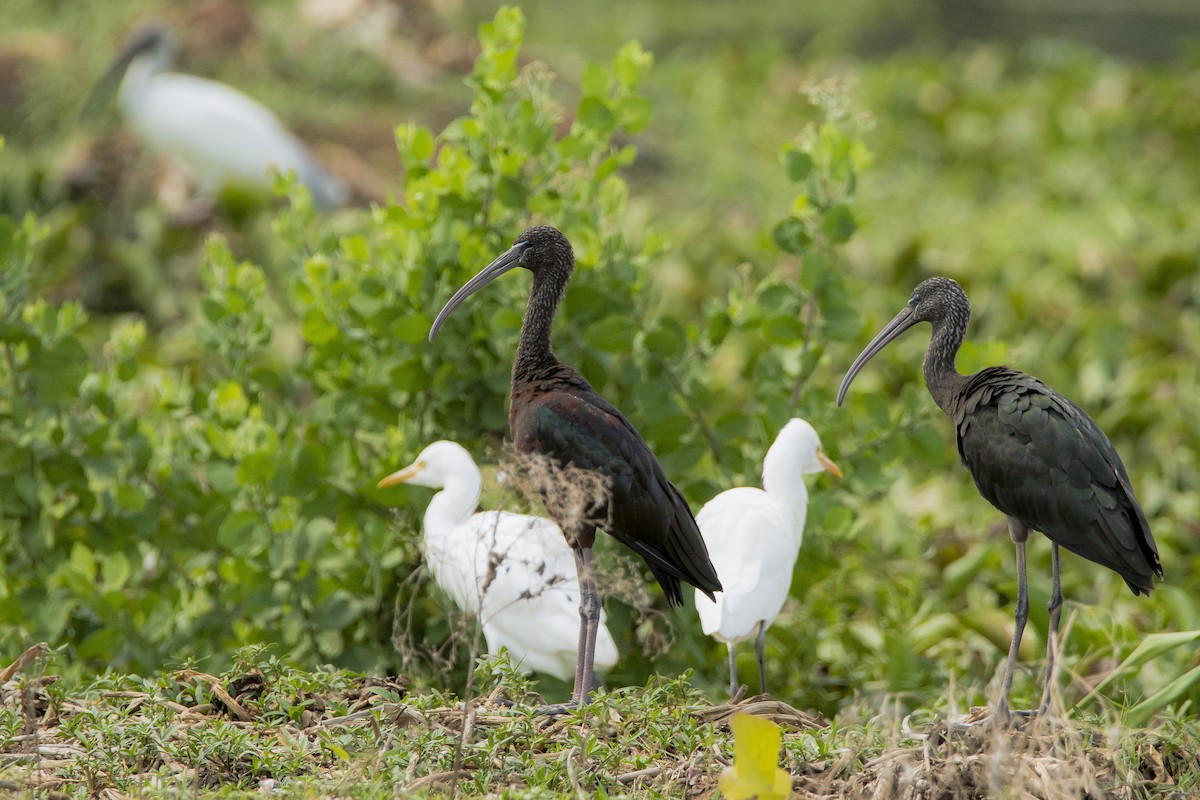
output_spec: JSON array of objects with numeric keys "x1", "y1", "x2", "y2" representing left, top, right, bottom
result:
[{"x1": 2, "y1": 637, "x2": 1195, "y2": 800}]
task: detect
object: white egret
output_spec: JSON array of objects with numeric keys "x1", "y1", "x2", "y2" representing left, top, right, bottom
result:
[
  {"x1": 94, "y1": 25, "x2": 348, "y2": 209},
  {"x1": 694, "y1": 418, "x2": 841, "y2": 695},
  {"x1": 378, "y1": 440, "x2": 619, "y2": 682}
]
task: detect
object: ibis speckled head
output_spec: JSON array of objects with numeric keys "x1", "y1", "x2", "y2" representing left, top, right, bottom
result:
[
  {"x1": 429, "y1": 226, "x2": 575, "y2": 342},
  {"x1": 836, "y1": 276, "x2": 971, "y2": 406}
]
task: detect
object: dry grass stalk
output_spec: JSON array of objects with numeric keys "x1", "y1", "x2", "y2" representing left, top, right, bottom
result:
[
  {"x1": 498, "y1": 448, "x2": 679, "y2": 659},
  {"x1": 499, "y1": 448, "x2": 614, "y2": 538}
]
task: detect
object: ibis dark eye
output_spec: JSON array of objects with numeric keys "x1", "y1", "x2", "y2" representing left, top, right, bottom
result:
[{"x1": 908, "y1": 293, "x2": 921, "y2": 308}]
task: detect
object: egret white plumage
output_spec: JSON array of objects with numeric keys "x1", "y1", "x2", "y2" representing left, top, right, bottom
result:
[
  {"x1": 378, "y1": 440, "x2": 619, "y2": 681},
  {"x1": 94, "y1": 25, "x2": 348, "y2": 209},
  {"x1": 694, "y1": 418, "x2": 841, "y2": 696}
]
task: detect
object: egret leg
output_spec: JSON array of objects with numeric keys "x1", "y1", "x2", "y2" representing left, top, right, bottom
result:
[
  {"x1": 999, "y1": 518, "x2": 1031, "y2": 721},
  {"x1": 571, "y1": 545, "x2": 601, "y2": 706},
  {"x1": 1038, "y1": 543, "x2": 1064, "y2": 716},
  {"x1": 754, "y1": 620, "x2": 768, "y2": 696},
  {"x1": 727, "y1": 644, "x2": 738, "y2": 697}
]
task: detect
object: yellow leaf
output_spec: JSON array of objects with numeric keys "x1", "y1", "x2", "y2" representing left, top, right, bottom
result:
[{"x1": 718, "y1": 712, "x2": 792, "y2": 800}]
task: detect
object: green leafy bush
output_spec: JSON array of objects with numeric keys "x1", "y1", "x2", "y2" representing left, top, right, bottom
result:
[{"x1": 2, "y1": 7, "x2": 703, "y2": 686}]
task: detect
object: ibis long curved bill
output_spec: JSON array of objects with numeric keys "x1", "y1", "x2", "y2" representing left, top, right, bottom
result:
[
  {"x1": 428, "y1": 242, "x2": 530, "y2": 341},
  {"x1": 836, "y1": 305, "x2": 919, "y2": 406}
]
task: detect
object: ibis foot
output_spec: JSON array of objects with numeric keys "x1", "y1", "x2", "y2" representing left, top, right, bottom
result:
[
  {"x1": 934, "y1": 703, "x2": 1053, "y2": 738},
  {"x1": 493, "y1": 698, "x2": 581, "y2": 717},
  {"x1": 532, "y1": 700, "x2": 580, "y2": 717}
]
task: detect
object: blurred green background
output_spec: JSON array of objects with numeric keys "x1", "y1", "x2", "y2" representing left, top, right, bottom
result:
[{"x1": 2, "y1": 0, "x2": 1197, "y2": 721}]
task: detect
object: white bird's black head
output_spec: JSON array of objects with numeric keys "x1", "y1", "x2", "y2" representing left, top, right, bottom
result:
[
  {"x1": 125, "y1": 25, "x2": 171, "y2": 55},
  {"x1": 429, "y1": 226, "x2": 575, "y2": 342},
  {"x1": 84, "y1": 25, "x2": 175, "y2": 121},
  {"x1": 112, "y1": 25, "x2": 175, "y2": 75}
]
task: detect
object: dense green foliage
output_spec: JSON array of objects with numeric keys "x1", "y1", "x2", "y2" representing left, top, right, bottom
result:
[{"x1": 2, "y1": 0, "x2": 1198, "y2": 731}]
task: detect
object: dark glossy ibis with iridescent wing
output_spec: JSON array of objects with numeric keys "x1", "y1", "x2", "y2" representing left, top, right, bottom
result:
[
  {"x1": 429, "y1": 226, "x2": 722, "y2": 708},
  {"x1": 837, "y1": 277, "x2": 1161, "y2": 720}
]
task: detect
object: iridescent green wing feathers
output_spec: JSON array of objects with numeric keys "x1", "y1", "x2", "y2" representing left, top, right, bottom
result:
[
  {"x1": 510, "y1": 370, "x2": 721, "y2": 606},
  {"x1": 955, "y1": 368, "x2": 1161, "y2": 594}
]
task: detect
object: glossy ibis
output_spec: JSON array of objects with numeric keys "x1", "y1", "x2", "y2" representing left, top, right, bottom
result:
[
  {"x1": 837, "y1": 276, "x2": 1160, "y2": 718},
  {"x1": 695, "y1": 418, "x2": 841, "y2": 696},
  {"x1": 378, "y1": 441, "x2": 619, "y2": 681},
  {"x1": 90, "y1": 26, "x2": 348, "y2": 209},
  {"x1": 429, "y1": 226, "x2": 723, "y2": 708}
]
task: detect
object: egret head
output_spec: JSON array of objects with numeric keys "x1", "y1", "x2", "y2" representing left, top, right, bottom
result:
[
  {"x1": 428, "y1": 226, "x2": 574, "y2": 341},
  {"x1": 767, "y1": 418, "x2": 841, "y2": 480},
  {"x1": 377, "y1": 441, "x2": 479, "y2": 490}
]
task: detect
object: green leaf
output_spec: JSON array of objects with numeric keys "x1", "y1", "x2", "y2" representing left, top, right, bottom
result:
[
  {"x1": 783, "y1": 148, "x2": 814, "y2": 183},
  {"x1": 706, "y1": 311, "x2": 732, "y2": 347},
  {"x1": 612, "y1": 41, "x2": 652, "y2": 87},
  {"x1": 762, "y1": 315, "x2": 805, "y2": 345},
  {"x1": 581, "y1": 316, "x2": 631, "y2": 354},
  {"x1": 771, "y1": 217, "x2": 811, "y2": 256},
  {"x1": 616, "y1": 95, "x2": 653, "y2": 133},
  {"x1": 496, "y1": 176, "x2": 529, "y2": 208},
  {"x1": 644, "y1": 318, "x2": 686, "y2": 359},
  {"x1": 1127, "y1": 664, "x2": 1200, "y2": 727},
  {"x1": 580, "y1": 62, "x2": 608, "y2": 96},
  {"x1": 315, "y1": 589, "x2": 359, "y2": 629},
  {"x1": 31, "y1": 337, "x2": 89, "y2": 402},
  {"x1": 577, "y1": 96, "x2": 615, "y2": 134},
  {"x1": 821, "y1": 203, "x2": 857, "y2": 244},
  {"x1": 390, "y1": 313, "x2": 433, "y2": 345},
  {"x1": 396, "y1": 124, "x2": 436, "y2": 162},
  {"x1": 340, "y1": 235, "x2": 370, "y2": 264},
  {"x1": 116, "y1": 484, "x2": 147, "y2": 512},
  {"x1": 1082, "y1": 629, "x2": 1200, "y2": 704},
  {"x1": 100, "y1": 553, "x2": 132, "y2": 590},
  {"x1": 302, "y1": 308, "x2": 339, "y2": 346},
  {"x1": 956, "y1": 339, "x2": 1007, "y2": 375},
  {"x1": 212, "y1": 380, "x2": 249, "y2": 420},
  {"x1": 218, "y1": 510, "x2": 262, "y2": 551}
]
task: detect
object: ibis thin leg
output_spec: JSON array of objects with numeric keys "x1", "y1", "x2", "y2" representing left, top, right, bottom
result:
[
  {"x1": 571, "y1": 545, "x2": 601, "y2": 706},
  {"x1": 754, "y1": 620, "x2": 768, "y2": 696},
  {"x1": 1039, "y1": 543, "x2": 1064, "y2": 716},
  {"x1": 999, "y1": 518, "x2": 1031, "y2": 720}
]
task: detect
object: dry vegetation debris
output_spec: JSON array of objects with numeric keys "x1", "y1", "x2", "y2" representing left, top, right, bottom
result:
[{"x1": 1, "y1": 643, "x2": 1196, "y2": 799}]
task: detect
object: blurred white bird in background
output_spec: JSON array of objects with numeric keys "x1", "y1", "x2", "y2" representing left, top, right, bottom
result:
[
  {"x1": 378, "y1": 440, "x2": 619, "y2": 682},
  {"x1": 92, "y1": 25, "x2": 348, "y2": 209},
  {"x1": 694, "y1": 418, "x2": 841, "y2": 696}
]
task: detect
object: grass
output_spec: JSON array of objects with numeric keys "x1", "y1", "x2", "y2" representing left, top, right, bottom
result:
[{"x1": 3, "y1": 645, "x2": 1198, "y2": 799}]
